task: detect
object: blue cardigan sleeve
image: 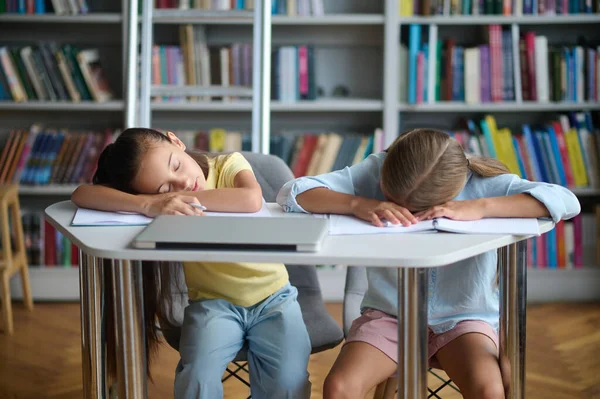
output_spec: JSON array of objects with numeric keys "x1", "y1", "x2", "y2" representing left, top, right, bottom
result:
[
  {"x1": 476, "y1": 174, "x2": 581, "y2": 222},
  {"x1": 276, "y1": 153, "x2": 385, "y2": 213}
]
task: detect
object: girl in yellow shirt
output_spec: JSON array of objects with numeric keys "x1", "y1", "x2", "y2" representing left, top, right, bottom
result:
[{"x1": 72, "y1": 128, "x2": 311, "y2": 399}]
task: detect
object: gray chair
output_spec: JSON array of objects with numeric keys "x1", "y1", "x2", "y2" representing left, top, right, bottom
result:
[
  {"x1": 161, "y1": 152, "x2": 344, "y2": 396},
  {"x1": 343, "y1": 266, "x2": 460, "y2": 399}
]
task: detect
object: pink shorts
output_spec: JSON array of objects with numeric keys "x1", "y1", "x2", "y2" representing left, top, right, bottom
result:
[{"x1": 345, "y1": 309, "x2": 499, "y2": 369}]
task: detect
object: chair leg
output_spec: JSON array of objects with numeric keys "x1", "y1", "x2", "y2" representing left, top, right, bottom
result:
[
  {"x1": 10, "y1": 199, "x2": 32, "y2": 311},
  {"x1": 1, "y1": 271, "x2": 13, "y2": 335},
  {"x1": 18, "y1": 261, "x2": 33, "y2": 311}
]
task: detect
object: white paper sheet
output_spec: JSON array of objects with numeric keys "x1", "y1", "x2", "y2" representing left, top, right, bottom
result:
[
  {"x1": 328, "y1": 214, "x2": 541, "y2": 236},
  {"x1": 71, "y1": 208, "x2": 154, "y2": 226},
  {"x1": 328, "y1": 214, "x2": 436, "y2": 235},
  {"x1": 435, "y1": 217, "x2": 541, "y2": 235},
  {"x1": 71, "y1": 200, "x2": 272, "y2": 226}
]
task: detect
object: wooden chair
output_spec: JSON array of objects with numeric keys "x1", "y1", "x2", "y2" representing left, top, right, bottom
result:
[{"x1": 0, "y1": 184, "x2": 33, "y2": 335}]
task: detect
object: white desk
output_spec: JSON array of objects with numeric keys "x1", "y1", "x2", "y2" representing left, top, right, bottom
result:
[{"x1": 45, "y1": 201, "x2": 553, "y2": 399}]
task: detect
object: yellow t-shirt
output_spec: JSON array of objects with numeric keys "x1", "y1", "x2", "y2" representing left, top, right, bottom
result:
[{"x1": 183, "y1": 152, "x2": 289, "y2": 307}]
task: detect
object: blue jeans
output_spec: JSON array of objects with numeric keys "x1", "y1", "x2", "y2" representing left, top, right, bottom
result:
[{"x1": 174, "y1": 283, "x2": 311, "y2": 399}]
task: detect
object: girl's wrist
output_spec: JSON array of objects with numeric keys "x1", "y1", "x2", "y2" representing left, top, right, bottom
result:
[
  {"x1": 136, "y1": 194, "x2": 153, "y2": 216},
  {"x1": 477, "y1": 197, "x2": 493, "y2": 218}
]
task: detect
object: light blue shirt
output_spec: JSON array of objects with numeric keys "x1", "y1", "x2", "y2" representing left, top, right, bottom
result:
[{"x1": 277, "y1": 152, "x2": 581, "y2": 333}]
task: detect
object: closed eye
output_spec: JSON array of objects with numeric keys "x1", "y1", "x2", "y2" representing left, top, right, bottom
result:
[{"x1": 175, "y1": 161, "x2": 180, "y2": 171}]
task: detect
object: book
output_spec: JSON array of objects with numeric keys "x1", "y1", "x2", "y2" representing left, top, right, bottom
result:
[
  {"x1": 328, "y1": 214, "x2": 542, "y2": 236},
  {"x1": 71, "y1": 200, "x2": 272, "y2": 226}
]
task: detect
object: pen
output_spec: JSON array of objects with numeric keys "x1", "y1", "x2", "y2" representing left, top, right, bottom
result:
[{"x1": 189, "y1": 203, "x2": 207, "y2": 211}]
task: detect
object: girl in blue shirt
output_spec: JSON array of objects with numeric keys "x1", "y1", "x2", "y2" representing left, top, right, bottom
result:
[{"x1": 277, "y1": 129, "x2": 580, "y2": 399}]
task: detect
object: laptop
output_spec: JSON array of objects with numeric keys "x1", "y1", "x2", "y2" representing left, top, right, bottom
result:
[{"x1": 131, "y1": 215, "x2": 329, "y2": 252}]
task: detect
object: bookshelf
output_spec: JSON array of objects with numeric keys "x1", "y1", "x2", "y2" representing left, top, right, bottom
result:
[
  {"x1": 386, "y1": 0, "x2": 600, "y2": 302},
  {"x1": 0, "y1": 0, "x2": 127, "y2": 300},
  {"x1": 2, "y1": 0, "x2": 600, "y2": 301}
]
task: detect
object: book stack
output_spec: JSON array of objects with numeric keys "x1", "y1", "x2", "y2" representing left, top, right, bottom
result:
[
  {"x1": 0, "y1": 43, "x2": 114, "y2": 103},
  {"x1": 154, "y1": 0, "x2": 325, "y2": 15},
  {"x1": 0, "y1": 126, "x2": 116, "y2": 186},
  {"x1": 400, "y1": 0, "x2": 600, "y2": 15},
  {"x1": 155, "y1": 25, "x2": 317, "y2": 103},
  {"x1": 0, "y1": 0, "x2": 89, "y2": 14},
  {"x1": 164, "y1": 128, "x2": 383, "y2": 177},
  {"x1": 449, "y1": 112, "x2": 599, "y2": 189},
  {"x1": 20, "y1": 211, "x2": 78, "y2": 268},
  {"x1": 402, "y1": 24, "x2": 599, "y2": 105}
]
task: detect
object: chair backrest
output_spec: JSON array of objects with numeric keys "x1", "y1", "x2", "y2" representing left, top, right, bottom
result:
[
  {"x1": 343, "y1": 266, "x2": 368, "y2": 336},
  {"x1": 162, "y1": 152, "x2": 343, "y2": 352}
]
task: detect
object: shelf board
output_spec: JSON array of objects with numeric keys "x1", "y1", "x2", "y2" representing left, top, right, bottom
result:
[
  {"x1": 152, "y1": 12, "x2": 384, "y2": 24},
  {"x1": 10, "y1": 267, "x2": 79, "y2": 301},
  {"x1": 528, "y1": 267, "x2": 600, "y2": 302},
  {"x1": 0, "y1": 13, "x2": 121, "y2": 23},
  {"x1": 272, "y1": 14, "x2": 384, "y2": 25},
  {"x1": 0, "y1": 100, "x2": 124, "y2": 111},
  {"x1": 398, "y1": 14, "x2": 600, "y2": 25},
  {"x1": 152, "y1": 99, "x2": 383, "y2": 112},
  {"x1": 19, "y1": 185, "x2": 79, "y2": 195},
  {"x1": 398, "y1": 101, "x2": 600, "y2": 112}
]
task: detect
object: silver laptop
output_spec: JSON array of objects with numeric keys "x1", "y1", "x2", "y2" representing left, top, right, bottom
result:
[{"x1": 131, "y1": 215, "x2": 329, "y2": 252}]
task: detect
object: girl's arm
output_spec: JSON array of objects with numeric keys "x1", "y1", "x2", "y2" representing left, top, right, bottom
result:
[
  {"x1": 277, "y1": 154, "x2": 417, "y2": 226},
  {"x1": 178, "y1": 170, "x2": 263, "y2": 213},
  {"x1": 418, "y1": 175, "x2": 581, "y2": 222},
  {"x1": 72, "y1": 184, "x2": 204, "y2": 217}
]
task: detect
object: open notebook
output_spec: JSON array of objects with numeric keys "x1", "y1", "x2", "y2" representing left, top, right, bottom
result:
[
  {"x1": 328, "y1": 214, "x2": 541, "y2": 236},
  {"x1": 71, "y1": 200, "x2": 272, "y2": 226}
]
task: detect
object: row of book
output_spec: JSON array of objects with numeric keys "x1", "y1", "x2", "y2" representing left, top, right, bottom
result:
[
  {"x1": 0, "y1": 127, "x2": 115, "y2": 185},
  {"x1": 402, "y1": 25, "x2": 600, "y2": 104},
  {"x1": 156, "y1": 0, "x2": 254, "y2": 9},
  {"x1": 167, "y1": 25, "x2": 317, "y2": 102},
  {"x1": 168, "y1": 127, "x2": 385, "y2": 177},
  {"x1": 400, "y1": 0, "x2": 600, "y2": 15},
  {"x1": 157, "y1": 0, "x2": 325, "y2": 15},
  {"x1": 0, "y1": 0, "x2": 89, "y2": 14},
  {"x1": 0, "y1": 43, "x2": 114, "y2": 102},
  {"x1": 20, "y1": 212, "x2": 78, "y2": 267},
  {"x1": 270, "y1": 0, "x2": 324, "y2": 16},
  {"x1": 452, "y1": 112, "x2": 599, "y2": 189},
  {"x1": 526, "y1": 211, "x2": 598, "y2": 268}
]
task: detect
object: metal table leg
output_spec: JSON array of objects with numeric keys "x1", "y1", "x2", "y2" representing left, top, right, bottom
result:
[
  {"x1": 398, "y1": 268, "x2": 429, "y2": 399},
  {"x1": 499, "y1": 241, "x2": 527, "y2": 399},
  {"x1": 79, "y1": 251, "x2": 104, "y2": 399},
  {"x1": 111, "y1": 259, "x2": 147, "y2": 399}
]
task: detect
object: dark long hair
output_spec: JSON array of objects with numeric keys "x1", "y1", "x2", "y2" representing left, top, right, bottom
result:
[{"x1": 94, "y1": 128, "x2": 209, "y2": 380}]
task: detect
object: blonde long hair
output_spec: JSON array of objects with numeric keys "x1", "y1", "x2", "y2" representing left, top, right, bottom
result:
[{"x1": 381, "y1": 128, "x2": 510, "y2": 210}]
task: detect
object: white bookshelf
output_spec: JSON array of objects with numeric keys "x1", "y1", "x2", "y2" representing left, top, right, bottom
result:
[
  {"x1": 398, "y1": 102, "x2": 600, "y2": 112},
  {"x1": 19, "y1": 185, "x2": 79, "y2": 195},
  {"x1": 0, "y1": 13, "x2": 122, "y2": 23},
  {"x1": 2, "y1": 0, "x2": 599, "y2": 303},
  {"x1": 151, "y1": 99, "x2": 383, "y2": 112},
  {"x1": 398, "y1": 14, "x2": 600, "y2": 25},
  {"x1": 10, "y1": 268, "x2": 79, "y2": 301},
  {"x1": 0, "y1": 101, "x2": 124, "y2": 111}
]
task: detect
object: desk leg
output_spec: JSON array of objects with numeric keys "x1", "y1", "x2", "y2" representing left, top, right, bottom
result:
[
  {"x1": 79, "y1": 251, "x2": 104, "y2": 399},
  {"x1": 499, "y1": 242, "x2": 527, "y2": 399},
  {"x1": 398, "y1": 268, "x2": 429, "y2": 399},
  {"x1": 111, "y1": 259, "x2": 147, "y2": 399}
]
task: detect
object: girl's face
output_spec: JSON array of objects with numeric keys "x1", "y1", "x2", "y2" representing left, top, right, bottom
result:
[{"x1": 131, "y1": 132, "x2": 207, "y2": 194}]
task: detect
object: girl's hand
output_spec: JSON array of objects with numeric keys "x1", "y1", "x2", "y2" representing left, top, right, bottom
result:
[
  {"x1": 351, "y1": 197, "x2": 418, "y2": 227},
  {"x1": 138, "y1": 193, "x2": 205, "y2": 217},
  {"x1": 415, "y1": 199, "x2": 485, "y2": 221}
]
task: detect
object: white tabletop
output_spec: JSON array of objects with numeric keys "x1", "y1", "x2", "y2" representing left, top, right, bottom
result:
[{"x1": 45, "y1": 201, "x2": 553, "y2": 268}]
